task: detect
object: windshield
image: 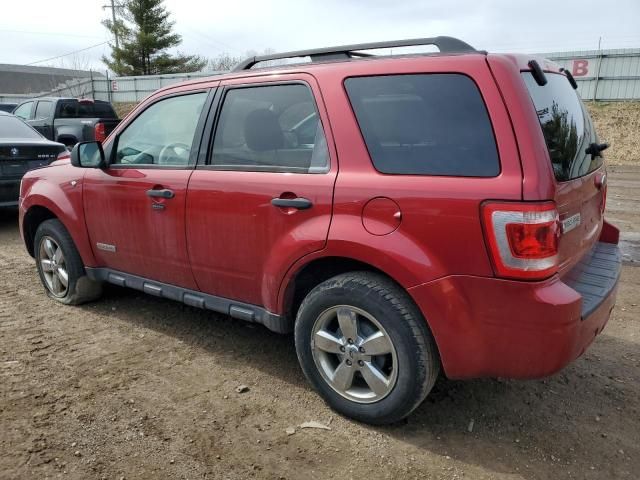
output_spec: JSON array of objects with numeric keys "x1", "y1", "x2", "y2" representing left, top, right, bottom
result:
[
  {"x1": 522, "y1": 72, "x2": 602, "y2": 181},
  {"x1": 0, "y1": 116, "x2": 42, "y2": 139}
]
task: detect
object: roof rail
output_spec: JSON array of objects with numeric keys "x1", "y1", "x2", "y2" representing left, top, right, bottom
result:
[{"x1": 232, "y1": 36, "x2": 477, "y2": 71}]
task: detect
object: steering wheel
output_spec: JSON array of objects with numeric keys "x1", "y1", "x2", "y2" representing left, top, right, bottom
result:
[{"x1": 158, "y1": 142, "x2": 191, "y2": 165}]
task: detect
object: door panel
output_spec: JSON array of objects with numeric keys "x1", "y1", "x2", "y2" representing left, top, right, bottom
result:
[
  {"x1": 84, "y1": 169, "x2": 197, "y2": 288},
  {"x1": 186, "y1": 76, "x2": 337, "y2": 307},
  {"x1": 83, "y1": 90, "x2": 211, "y2": 289},
  {"x1": 186, "y1": 171, "x2": 335, "y2": 305}
]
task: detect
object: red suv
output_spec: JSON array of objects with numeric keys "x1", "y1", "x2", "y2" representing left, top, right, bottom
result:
[{"x1": 19, "y1": 37, "x2": 621, "y2": 424}]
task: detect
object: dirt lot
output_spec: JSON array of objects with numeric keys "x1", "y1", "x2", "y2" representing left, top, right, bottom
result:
[{"x1": 1, "y1": 166, "x2": 639, "y2": 480}]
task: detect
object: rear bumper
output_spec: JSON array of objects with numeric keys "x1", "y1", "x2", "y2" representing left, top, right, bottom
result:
[
  {"x1": 409, "y1": 228, "x2": 621, "y2": 379},
  {"x1": 0, "y1": 178, "x2": 20, "y2": 207}
]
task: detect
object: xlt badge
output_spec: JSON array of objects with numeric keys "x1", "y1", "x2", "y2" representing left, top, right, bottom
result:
[
  {"x1": 561, "y1": 213, "x2": 581, "y2": 233},
  {"x1": 96, "y1": 242, "x2": 116, "y2": 253}
]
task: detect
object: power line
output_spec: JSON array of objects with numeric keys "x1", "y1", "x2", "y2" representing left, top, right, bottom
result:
[
  {"x1": 0, "y1": 29, "x2": 106, "y2": 39},
  {"x1": 26, "y1": 42, "x2": 109, "y2": 66}
]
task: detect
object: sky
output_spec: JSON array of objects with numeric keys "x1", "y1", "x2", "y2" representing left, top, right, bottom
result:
[{"x1": 1, "y1": 0, "x2": 640, "y2": 72}]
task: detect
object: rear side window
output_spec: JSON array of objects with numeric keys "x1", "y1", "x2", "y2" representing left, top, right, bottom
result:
[
  {"x1": 58, "y1": 101, "x2": 117, "y2": 119},
  {"x1": 35, "y1": 101, "x2": 52, "y2": 119},
  {"x1": 522, "y1": 72, "x2": 601, "y2": 181},
  {"x1": 345, "y1": 74, "x2": 500, "y2": 177},
  {"x1": 211, "y1": 84, "x2": 329, "y2": 173}
]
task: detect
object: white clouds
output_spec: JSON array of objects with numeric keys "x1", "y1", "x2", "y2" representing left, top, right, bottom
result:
[{"x1": 1, "y1": 0, "x2": 639, "y2": 70}]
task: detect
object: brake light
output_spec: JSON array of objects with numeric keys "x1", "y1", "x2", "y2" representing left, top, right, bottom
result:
[
  {"x1": 482, "y1": 202, "x2": 560, "y2": 280},
  {"x1": 94, "y1": 122, "x2": 106, "y2": 143}
]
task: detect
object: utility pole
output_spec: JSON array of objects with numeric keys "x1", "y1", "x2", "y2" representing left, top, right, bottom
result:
[{"x1": 103, "y1": 0, "x2": 121, "y2": 50}]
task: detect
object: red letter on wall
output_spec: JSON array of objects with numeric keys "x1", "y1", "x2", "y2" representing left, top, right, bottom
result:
[{"x1": 572, "y1": 60, "x2": 589, "y2": 77}]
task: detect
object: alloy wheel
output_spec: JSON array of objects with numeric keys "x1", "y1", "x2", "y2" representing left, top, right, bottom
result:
[
  {"x1": 39, "y1": 236, "x2": 69, "y2": 297},
  {"x1": 311, "y1": 305, "x2": 398, "y2": 403}
]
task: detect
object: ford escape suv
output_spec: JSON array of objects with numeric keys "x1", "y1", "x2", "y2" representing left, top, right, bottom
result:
[{"x1": 19, "y1": 37, "x2": 621, "y2": 424}]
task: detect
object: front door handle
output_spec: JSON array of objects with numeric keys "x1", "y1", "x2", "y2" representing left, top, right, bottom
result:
[
  {"x1": 271, "y1": 197, "x2": 313, "y2": 210},
  {"x1": 146, "y1": 188, "x2": 175, "y2": 199}
]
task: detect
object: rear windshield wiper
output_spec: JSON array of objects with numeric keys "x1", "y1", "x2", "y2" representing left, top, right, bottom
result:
[{"x1": 560, "y1": 68, "x2": 578, "y2": 89}]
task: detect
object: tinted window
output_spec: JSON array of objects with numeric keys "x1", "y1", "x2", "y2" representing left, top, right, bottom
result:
[
  {"x1": 35, "y1": 101, "x2": 52, "y2": 120},
  {"x1": 345, "y1": 74, "x2": 499, "y2": 176},
  {"x1": 0, "y1": 116, "x2": 42, "y2": 139},
  {"x1": 211, "y1": 84, "x2": 329, "y2": 173},
  {"x1": 0, "y1": 104, "x2": 17, "y2": 113},
  {"x1": 114, "y1": 92, "x2": 207, "y2": 166},
  {"x1": 59, "y1": 100, "x2": 117, "y2": 118},
  {"x1": 522, "y1": 72, "x2": 601, "y2": 181},
  {"x1": 13, "y1": 102, "x2": 33, "y2": 120}
]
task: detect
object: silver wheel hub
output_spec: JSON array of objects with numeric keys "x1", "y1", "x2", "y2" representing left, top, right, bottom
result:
[
  {"x1": 311, "y1": 305, "x2": 398, "y2": 404},
  {"x1": 39, "y1": 236, "x2": 69, "y2": 297}
]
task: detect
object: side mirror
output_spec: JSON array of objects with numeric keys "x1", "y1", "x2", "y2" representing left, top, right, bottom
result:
[{"x1": 71, "y1": 141, "x2": 106, "y2": 168}]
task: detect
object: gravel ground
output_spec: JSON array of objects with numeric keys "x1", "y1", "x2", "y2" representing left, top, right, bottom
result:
[{"x1": 1, "y1": 167, "x2": 639, "y2": 480}]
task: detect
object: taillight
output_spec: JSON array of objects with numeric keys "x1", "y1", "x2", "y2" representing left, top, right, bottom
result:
[
  {"x1": 481, "y1": 201, "x2": 560, "y2": 280},
  {"x1": 94, "y1": 122, "x2": 106, "y2": 143}
]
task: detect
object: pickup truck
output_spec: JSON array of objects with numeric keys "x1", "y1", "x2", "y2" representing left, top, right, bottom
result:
[{"x1": 12, "y1": 97, "x2": 120, "y2": 148}]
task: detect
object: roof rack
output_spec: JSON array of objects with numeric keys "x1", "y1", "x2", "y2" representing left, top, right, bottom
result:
[{"x1": 232, "y1": 36, "x2": 477, "y2": 71}]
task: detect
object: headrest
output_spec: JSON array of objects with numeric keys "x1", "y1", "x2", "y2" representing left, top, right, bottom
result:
[{"x1": 244, "y1": 109, "x2": 284, "y2": 151}]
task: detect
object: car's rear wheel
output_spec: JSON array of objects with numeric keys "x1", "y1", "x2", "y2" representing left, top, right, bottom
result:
[
  {"x1": 34, "y1": 219, "x2": 102, "y2": 305},
  {"x1": 294, "y1": 271, "x2": 440, "y2": 424}
]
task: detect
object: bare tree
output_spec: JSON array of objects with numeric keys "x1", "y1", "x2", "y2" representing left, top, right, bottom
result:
[
  {"x1": 206, "y1": 53, "x2": 242, "y2": 71},
  {"x1": 41, "y1": 54, "x2": 95, "y2": 98}
]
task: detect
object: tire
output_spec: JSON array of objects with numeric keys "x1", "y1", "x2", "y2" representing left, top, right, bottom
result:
[
  {"x1": 294, "y1": 271, "x2": 440, "y2": 425},
  {"x1": 34, "y1": 219, "x2": 102, "y2": 305}
]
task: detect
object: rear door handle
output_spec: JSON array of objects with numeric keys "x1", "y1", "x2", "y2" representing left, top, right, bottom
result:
[
  {"x1": 146, "y1": 188, "x2": 175, "y2": 199},
  {"x1": 271, "y1": 197, "x2": 313, "y2": 210}
]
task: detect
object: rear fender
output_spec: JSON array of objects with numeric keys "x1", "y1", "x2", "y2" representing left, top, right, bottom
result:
[
  {"x1": 273, "y1": 213, "x2": 446, "y2": 314},
  {"x1": 54, "y1": 123, "x2": 83, "y2": 144}
]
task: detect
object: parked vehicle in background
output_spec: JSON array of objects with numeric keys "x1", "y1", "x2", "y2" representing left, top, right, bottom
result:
[
  {"x1": 0, "y1": 103, "x2": 18, "y2": 113},
  {"x1": 18, "y1": 37, "x2": 621, "y2": 424},
  {"x1": 0, "y1": 111, "x2": 66, "y2": 207},
  {"x1": 12, "y1": 97, "x2": 120, "y2": 149}
]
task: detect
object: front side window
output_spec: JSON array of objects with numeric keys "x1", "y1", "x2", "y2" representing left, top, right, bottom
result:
[
  {"x1": 211, "y1": 84, "x2": 329, "y2": 173},
  {"x1": 114, "y1": 92, "x2": 207, "y2": 166},
  {"x1": 13, "y1": 102, "x2": 33, "y2": 120},
  {"x1": 345, "y1": 74, "x2": 500, "y2": 177},
  {"x1": 35, "y1": 101, "x2": 52, "y2": 120}
]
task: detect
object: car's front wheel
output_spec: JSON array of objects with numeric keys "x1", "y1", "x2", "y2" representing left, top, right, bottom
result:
[
  {"x1": 294, "y1": 272, "x2": 440, "y2": 424},
  {"x1": 34, "y1": 219, "x2": 102, "y2": 305}
]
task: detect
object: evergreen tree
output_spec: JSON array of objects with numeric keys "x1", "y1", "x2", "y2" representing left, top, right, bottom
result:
[{"x1": 102, "y1": 0, "x2": 206, "y2": 75}]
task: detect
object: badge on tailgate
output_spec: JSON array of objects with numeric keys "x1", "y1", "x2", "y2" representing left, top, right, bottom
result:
[{"x1": 562, "y1": 213, "x2": 581, "y2": 233}]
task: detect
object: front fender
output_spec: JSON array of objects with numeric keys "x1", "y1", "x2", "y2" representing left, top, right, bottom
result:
[{"x1": 20, "y1": 166, "x2": 95, "y2": 266}]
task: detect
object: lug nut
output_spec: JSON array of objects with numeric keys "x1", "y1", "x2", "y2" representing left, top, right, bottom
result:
[
  {"x1": 339, "y1": 346, "x2": 346, "y2": 352},
  {"x1": 346, "y1": 359, "x2": 352, "y2": 366},
  {"x1": 359, "y1": 347, "x2": 365, "y2": 353},
  {"x1": 358, "y1": 360, "x2": 364, "y2": 367},
  {"x1": 347, "y1": 338, "x2": 354, "y2": 344}
]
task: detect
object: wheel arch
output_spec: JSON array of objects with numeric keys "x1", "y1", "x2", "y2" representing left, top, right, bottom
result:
[
  {"x1": 22, "y1": 205, "x2": 58, "y2": 257},
  {"x1": 279, "y1": 255, "x2": 413, "y2": 325}
]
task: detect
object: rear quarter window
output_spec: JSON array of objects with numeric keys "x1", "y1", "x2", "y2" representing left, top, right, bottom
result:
[{"x1": 344, "y1": 74, "x2": 500, "y2": 177}]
